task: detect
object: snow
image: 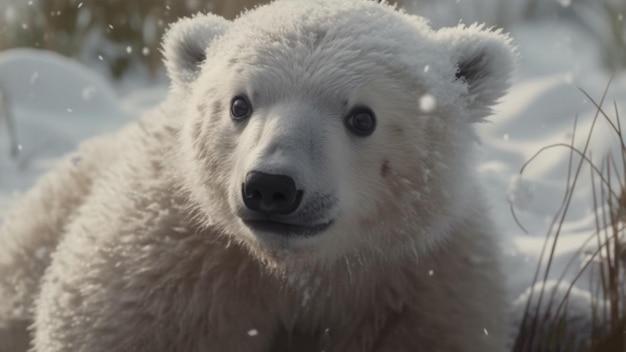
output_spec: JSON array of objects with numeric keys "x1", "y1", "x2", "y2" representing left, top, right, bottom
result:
[
  {"x1": 0, "y1": 1, "x2": 624, "y2": 344},
  {"x1": 418, "y1": 93, "x2": 437, "y2": 113},
  {"x1": 0, "y1": 49, "x2": 133, "y2": 212},
  {"x1": 480, "y1": 18, "x2": 626, "y2": 302}
]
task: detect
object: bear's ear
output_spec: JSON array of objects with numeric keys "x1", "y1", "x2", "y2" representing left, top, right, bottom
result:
[
  {"x1": 162, "y1": 13, "x2": 231, "y2": 88},
  {"x1": 436, "y1": 24, "x2": 516, "y2": 120}
]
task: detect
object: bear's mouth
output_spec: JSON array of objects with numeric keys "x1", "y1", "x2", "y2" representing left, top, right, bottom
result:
[{"x1": 242, "y1": 219, "x2": 333, "y2": 237}]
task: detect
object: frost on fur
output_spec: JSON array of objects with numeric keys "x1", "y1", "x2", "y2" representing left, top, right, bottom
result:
[{"x1": 162, "y1": 13, "x2": 230, "y2": 88}]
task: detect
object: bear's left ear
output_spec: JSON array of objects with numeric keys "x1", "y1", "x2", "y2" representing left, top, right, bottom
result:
[
  {"x1": 436, "y1": 24, "x2": 516, "y2": 120},
  {"x1": 162, "y1": 13, "x2": 231, "y2": 88}
]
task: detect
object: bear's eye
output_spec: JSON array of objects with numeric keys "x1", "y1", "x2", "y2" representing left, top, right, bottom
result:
[
  {"x1": 230, "y1": 95, "x2": 253, "y2": 120},
  {"x1": 345, "y1": 107, "x2": 376, "y2": 137}
]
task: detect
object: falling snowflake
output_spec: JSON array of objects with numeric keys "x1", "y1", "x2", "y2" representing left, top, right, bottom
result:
[
  {"x1": 556, "y1": 0, "x2": 571, "y2": 7},
  {"x1": 82, "y1": 86, "x2": 96, "y2": 101},
  {"x1": 419, "y1": 94, "x2": 437, "y2": 113}
]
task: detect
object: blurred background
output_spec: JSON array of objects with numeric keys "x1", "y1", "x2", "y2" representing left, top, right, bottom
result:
[{"x1": 1, "y1": 0, "x2": 624, "y2": 80}]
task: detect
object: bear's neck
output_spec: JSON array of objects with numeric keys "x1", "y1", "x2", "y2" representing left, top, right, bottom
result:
[
  {"x1": 217, "y1": 237, "x2": 418, "y2": 334},
  {"x1": 178, "y1": 207, "x2": 419, "y2": 336}
]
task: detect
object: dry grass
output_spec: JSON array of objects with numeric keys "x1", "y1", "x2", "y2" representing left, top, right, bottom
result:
[
  {"x1": 512, "y1": 80, "x2": 625, "y2": 351},
  {"x1": 0, "y1": 81, "x2": 20, "y2": 160}
]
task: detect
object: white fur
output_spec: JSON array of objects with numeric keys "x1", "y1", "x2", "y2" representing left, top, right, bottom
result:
[
  {"x1": 162, "y1": 13, "x2": 230, "y2": 88},
  {"x1": 0, "y1": 1, "x2": 515, "y2": 351}
]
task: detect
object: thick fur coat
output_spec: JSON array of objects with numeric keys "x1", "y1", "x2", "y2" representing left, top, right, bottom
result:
[{"x1": 0, "y1": 1, "x2": 515, "y2": 351}]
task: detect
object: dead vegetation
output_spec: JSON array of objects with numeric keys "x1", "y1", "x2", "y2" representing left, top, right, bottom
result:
[{"x1": 512, "y1": 80, "x2": 625, "y2": 351}]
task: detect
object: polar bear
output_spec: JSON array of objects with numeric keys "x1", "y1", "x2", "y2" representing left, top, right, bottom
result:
[{"x1": 0, "y1": 1, "x2": 515, "y2": 351}]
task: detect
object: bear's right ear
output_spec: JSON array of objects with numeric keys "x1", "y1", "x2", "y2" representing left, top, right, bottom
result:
[{"x1": 162, "y1": 13, "x2": 230, "y2": 88}]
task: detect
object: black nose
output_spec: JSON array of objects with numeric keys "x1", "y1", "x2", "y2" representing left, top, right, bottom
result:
[{"x1": 242, "y1": 171, "x2": 303, "y2": 214}]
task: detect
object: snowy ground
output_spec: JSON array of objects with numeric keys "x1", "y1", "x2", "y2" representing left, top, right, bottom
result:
[
  {"x1": 0, "y1": 3, "x2": 625, "y2": 341},
  {"x1": 482, "y1": 20, "x2": 626, "y2": 299}
]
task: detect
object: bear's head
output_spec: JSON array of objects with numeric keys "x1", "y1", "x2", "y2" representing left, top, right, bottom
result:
[{"x1": 166, "y1": 0, "x2": 515, "y2": 270}]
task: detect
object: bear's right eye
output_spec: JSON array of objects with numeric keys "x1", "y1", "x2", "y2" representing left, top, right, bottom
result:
[
  {"x1": 230, "y1": 95, "x2": 253, "y2": 121},
  {"x1": 345, "y1": 106, "x2": 376, "y2": 137}
]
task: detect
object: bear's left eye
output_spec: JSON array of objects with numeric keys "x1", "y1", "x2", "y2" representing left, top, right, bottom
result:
[
  {"x1": 345, "y1": 107, "x2": 376, "y2": 137},
  {"x1": 230, "y1": 95, "x2": 253, "y2": 121}
]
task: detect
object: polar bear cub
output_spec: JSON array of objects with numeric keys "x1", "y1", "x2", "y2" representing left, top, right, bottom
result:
[{"x1": 0, "y1": 0, "x2": 515, "y2": 351}]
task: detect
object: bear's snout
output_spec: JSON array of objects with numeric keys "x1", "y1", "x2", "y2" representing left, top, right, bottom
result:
[{"x1": 242, "y1": 171, "x2": 303, "y2": 215}]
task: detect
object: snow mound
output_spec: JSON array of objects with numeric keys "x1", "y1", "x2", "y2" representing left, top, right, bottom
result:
[{"x1": 0, "y1": 49, "x2": 131, "y2": 212}]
